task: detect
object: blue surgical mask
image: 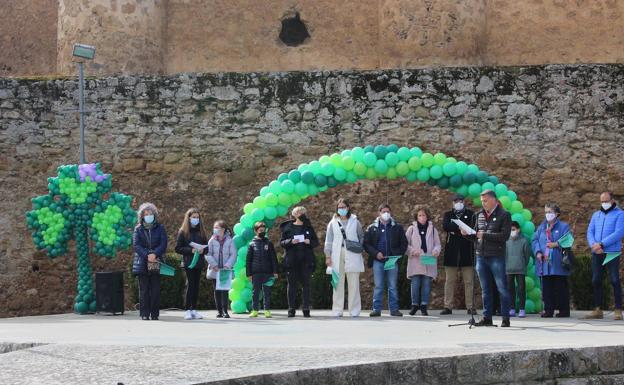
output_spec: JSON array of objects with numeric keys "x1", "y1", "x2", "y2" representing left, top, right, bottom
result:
[
  {"x1": 144, "y1": 215, "x2": 154, "y2": 224},
  {"x1": 213, "y1": 228, "x2": 221, "y2": 236},
  {"x1": 337, "y1": 208, "x2": 348, "y2": 217},
  {"x1": 190, "y1": 218, "x2": 200, "y2": 227}
]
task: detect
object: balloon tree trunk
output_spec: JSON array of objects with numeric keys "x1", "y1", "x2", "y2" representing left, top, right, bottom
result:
[{"x1": 74, "y1": 226, "x2": 95, "y2": 314}]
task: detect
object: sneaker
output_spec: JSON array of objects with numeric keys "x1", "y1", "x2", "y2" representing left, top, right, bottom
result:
[
  {"x1": 390, "y1": 310, "x2": 403, "y2": 317},
  {"x1": 409, "y1": 305, "x2": 418, "y2": 316},
  {"x1": 614, "y1": 309, "x2": 623, "y2": 321},
  {"x1": 509, "y1": 309, "x2": 516, "y2": 317},
  {"x1": 584, "y1": 307, "x2": 603, "y2": 319},
  {"x1": 474, "y1": 318, "x2": 493, "y2": 327},
  {"x1": 440, "y1": 308, "x2": 452, "y2": 315},
  {"x1": 288, "y1": 309, "x2": 296, "y2": 318},
  {"x1": 501, "y1": 317, "x2": 510, "y2": 327},
  {"x1": 191, "y1": 310, "x2": 203, "y2": 319},
  {"x1": 518, "y1": 309, "x2": 526, "y2": 318},
  {"x1": 303, "y1": 310, "x2": 310, "y2": 318},
  {"x1": 555, "y1": 312, "x2": 569, "y2": 318},
  {"x1": 249, "y1": 310, "x2": 259, "y2": 318},
  {"x1": 420, "y1": 305, "x2": 428, "y2": 316},
  {"x1": 332, "y1": 312, "x2": 344, "y2": 318},
  {"x1": 350, "y1": 313, "x2": 360, "y2": 318},
  {"x1": 223, "y1": 312, "x2": 230, "y2": 319},
  {"x1": 184, "y1": 310, "x2": 193, "y2": 320},
  {"x1": 369, "y1": 310, "x2": 382, "y2": 317},
  {"x1": 541, "y1": 312, "x2": 554, "y2": 318},
  {"x1": 264, "y1": 310, "x2": 272, "y2": 318}
]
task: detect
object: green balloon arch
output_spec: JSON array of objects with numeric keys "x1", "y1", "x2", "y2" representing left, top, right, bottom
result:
[{"x1": 229, "y1": 144, "x2": 542, "y2": 314}]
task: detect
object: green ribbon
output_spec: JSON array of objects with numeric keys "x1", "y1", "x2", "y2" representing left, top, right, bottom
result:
[
  {"x1": 331, "y1": 270, "x2": 340, "y2": 290},
  {"x1": 188, "y1": 250, "x2": 200, "y2": 269},
  {"x1": 384, "y1": 256, "x2": 402, "y2": 270},
  {"x1": 264, "y1": 277, "x2": 276, "y2": 287}
]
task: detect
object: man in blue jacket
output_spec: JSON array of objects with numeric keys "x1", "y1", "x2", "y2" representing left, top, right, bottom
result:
[{"x1": 585, "y1": 192, "x2": 624, "y2": 320}]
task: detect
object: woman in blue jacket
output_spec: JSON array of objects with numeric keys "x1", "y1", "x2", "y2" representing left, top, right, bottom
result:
[
  {"x1": 532, "y1": 203, "x2": 571, "y2": 318},
  {"x1": 132, "y1": 202, "x2": 168, "y2": 320}
]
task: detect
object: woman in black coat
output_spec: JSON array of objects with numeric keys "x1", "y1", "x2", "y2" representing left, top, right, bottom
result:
[{"x1": 279, "y1": 206, "x2": 319, "y2": 318}]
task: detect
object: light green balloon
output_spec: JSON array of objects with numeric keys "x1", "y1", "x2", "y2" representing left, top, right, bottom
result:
[
  {"x1": 365, "y1": 168, "x2": 377, "y2": 180},
  {"x1": 522, "y1": 209, "x2": 532, "y2": 222},
  {"x1": 342, "y1": 156, "x2": 355, "y2": 170},
  {"x1": 352, "y1": 147, "x2": 365, "y2": 162},
  {"x1": 442, "y1": 162, "x2": 457, "y2": 176},
  {"x1": 253, "y1": 196, "x2": 267, "y2": 209},
  {"x1": 321, "y1": 163, "x2": 335, "y2": 176},
  {"x1": 510, "y1": 200, "x2": 524, "y2": 214},
  {"x1": 294, "y1": 182, "x2": 308, "y2": 196},
  {"x1": 309, "y1": 161, "x2": 322, "y2": 174},
  {"x1": 410, "y1": 147, "x2": 423, "y2": 157},
  {"x1": 363, "y1": 152, "x2": 377, "y2": 167},
  {"x1": 397, "y1": 147, "x2": 411, "y2": 161},
  {"x1": 396, "y1": 161, "x2": 409, "y2": 176},
  {"x1": 421, "y1": 153, "x2": 434, "y2": 168},
  {"x1": 265, "y1": 193, "x2": 278, "y2": 206},
  {"x1": 354, "y1": 162, "x2": 367, "y2": 176},
  {"x1": 319, "y1": 155, "x2": 331, "y2": 164},
  {"x1": 281, "y1": 180, "x2": 295, "y2": 194},
  {"x1": 433, "y1": 153, "x2": 447, "y2": 166},
  {"x1": 387, "y1": 168, "x2": 398, "y2": 180},
  {"x1": 408, "y1": 157, "x2": 421, "y2": 171},
  {"x1": 330, "y1": 153, "x2": 343, "y2": 168}
]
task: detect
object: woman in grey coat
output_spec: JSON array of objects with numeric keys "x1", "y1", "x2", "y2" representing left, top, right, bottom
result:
[{"x1": 205, "y1": 219, "x2": 237, "y2": 318}]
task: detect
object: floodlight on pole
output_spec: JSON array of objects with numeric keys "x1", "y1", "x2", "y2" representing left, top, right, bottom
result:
[{"x1": 72, "y1": 43, "x2": 96, "y2": 164}]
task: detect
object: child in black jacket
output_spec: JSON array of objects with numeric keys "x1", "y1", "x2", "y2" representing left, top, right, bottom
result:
[{"x1": 246, "y1": 222, "x2": 279, "y2": 318}]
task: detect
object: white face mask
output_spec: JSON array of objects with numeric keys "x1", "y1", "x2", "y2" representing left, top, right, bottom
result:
[
  {"x1": 602, "y1": 202, "x2": 613, "y2": 211},
  {"x1": 510, "y1": 230, "x2": 519, "y2": 238},
  {"x1": 380, "y1": 212, "x2": 391, "y2": 222},
  {"x1": 545, "y1": 213, "x2": 556, "y2": 222},
  {"x1": 454, "y1": 202, "x2": 464, "y2": 211}
]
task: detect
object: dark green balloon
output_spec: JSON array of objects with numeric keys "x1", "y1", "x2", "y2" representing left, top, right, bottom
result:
[
  {"x1": 363, "y1": 145, "x2": 375, "y2": 153},
  {"x1": 374, "y1": 145, "x2": 388, "y2": 159},
  {"x1": 463, "y1": 172, "x2": 476, "y2": 184},
  {"x1": 449, "y1": 175, "x2": 463, "y2": 188},
  {"x1": 301, "y1": 171, "x2": 314, "y2": 184},
  {"x1": 327, "y1": 176, "x2": 338, "y2": 188},
  {"x1": 476, "y1": 171, "x2": 489, "y2": 184},
  {"x1": 314, "y1": 174, "x2": 327, "y2": 187},
  {"x1": 436, "y1": 176, "x2": 450, "y2": 189}
]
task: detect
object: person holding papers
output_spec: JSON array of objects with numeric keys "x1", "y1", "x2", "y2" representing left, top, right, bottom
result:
[
  {"x1": 364, "y1": 203, "x2": 408, "y2": 317},
  {"x1": 205, "y1": 220, "x2": 237, "y2": 319},
  {"x1": 532, "y1": 203, "x2": 571, "y2": 318},
  {"x1": 406, "y1": 206, "x2": 441, "y2": 316},
  {"x1": 324, "y1": 198, "x2": 365, "y2": 318},
  {"x1": 246, "y1": 222, "x2": 279, "y2": 318},
  {"x1": 584, "y1": 192, "x2": 624, "y2": 320},
  {"x1": 279, "y1": 206, "x2": 320, "y2": 318},
  {"x1": 175, "y1": 208, "x2": 209, "y2": 320}
]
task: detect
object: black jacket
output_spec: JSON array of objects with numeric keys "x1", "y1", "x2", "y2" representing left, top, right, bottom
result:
[
  {"x1": 246, "y1": 237, "x2": 279, "y2": 276},
  {"x1": 466, "y1": 205, "x2": 512, "y2": 258},
  {"x1": 279, "y1": 219, "x2": 320, "y2": 272},
  {"x1": 132, "y1": 223, "x2": 168, "y2": 275},
  {"x1": 174, "y1": 227, "x2": 207, "y2": 270},
  {"x1": 363, "y1": 219, "x2": 408, "y2": 268},
  {"x1": 442, "y1": 209, "x2": 475, "y2": 267}
]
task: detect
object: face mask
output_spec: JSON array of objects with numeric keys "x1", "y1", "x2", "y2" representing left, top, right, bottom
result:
[
  {"x1": 337, "y1": 208, "x2": 348, "y2": 217},
  {"x1": 602, "y1": 202, "x2": 613, "y2": 210},
  {"x1": 454, "y1": 202, "x2": 464, "y2": 211},
  {"x1": 213, "y1": 228, "x2": 221, "y2": 236},
  {"x1": 143, "y1": 215, "x2": 154, "y2": 224},
  {"x1": 190, "y1": 218, "x2": 200, "y2": 227},
  {"x1": 298, "y1": 214, "x2": 307, "y2": 222},
  {"x1": 381, "y1": 212, "x2": 391, "y2": 222},
  {"x1": 510, "y1": 230, "x2": 519, "y2": 238},
  {"x1": 545, "y1": 213, "x2": 556, "y2": 222},
  {"x1": 258, "y1": 231, "x2": 266, "y2": 238}
]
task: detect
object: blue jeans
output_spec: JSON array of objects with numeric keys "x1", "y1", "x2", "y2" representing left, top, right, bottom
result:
[
  {"x1": 476, "y1": 256, "x2": 511, "y2": 319},
  {"x1": 591, "y1": 253, "x2": 622, "y2": 309},
  {"x1": 410, "y1": 275, "x2": 432, "y2": 305},
  {"x1": 373, "y1": 260, "x2": 399, "y2": 311}
]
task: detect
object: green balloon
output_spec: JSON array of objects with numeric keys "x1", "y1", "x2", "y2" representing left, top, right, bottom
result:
[
  {"x1": 301, "y1": 171, "x2": 314, "y2": 184},
  {"x1": 437, "y1": 176, "x2": 449, "y2": 189},
  {"x1": 512, "y1": 213, "x2": 526, "y2": 227},
  {"x1": 406, "y1": 171, "x2": 418, "y2": 182},
  {"x1": 281, "y1": 180, "x2": 295, "y2": 194},
  {"x1": 321, "y1": 163, "x2": 335, "y2": 176},
  {"x1": 468, "y1": 183, "x2": 482, "y2": 197},
  {"x1": 387, "y1": 168, "x2": 398, "y2": 180},
  {"x1": 241, "y1": 288, "x2": 253, "y2": 303},
  {"x1": 241, "y1": 214, "x2": 254, "y2": 228},
  {"x1": 395, "y1": 161, "x2": 409, "y2": 176},
  {"x1": 374, "y1": 159, "x2": 388, "y2": 174},
  {"x1": 269, "y1": 180, "x2": 282, "y2": 195},
  {"x1": 433, "y1": 153, "x2": 447, "y2": 166},
  {"x1": 319, "y1": 155, "x2": 331, "y2": 164},
  {"x1": 462, "y1": 172, "x2": 476, "y2": 185},
  {"x1": 309, "y1": 161, "x2": 322, "y2": 174},
  {"x1": 385, "y1": 152, "x2": 399, "y2": 167},
  {"x1": 522, "y1": 221, "x2": 535, "y2": 235},
  {"x1": 387, "y1": 144, "x2": 399, "y2": 153},
  {"x1": 352, "y1": 147, "x2": 365, "y2": 162},
  {"x1": 466, "y1": 164, "x2": 480, "y2": 174},
  {"x1": 373, "y1": 145, "x2": 388, "y2": 159},
  {"x1": 253, "y1": 196, "x2": 267, "y2": 209},
  {"x1": 346, "y1": 171, "x2": 358, "y2": 183},
  {"x1": 231, "y1": 300, "x2": 247, "y2": 313},
  {"x1": 334, "y1": 168, "x2": 347, "y2": 181},
  {"x1": 342, "y1": 156, "x2": 355, "y2": 171},
  {"x1": 327, "y1": 176, "x2": 338, "y2": 188},
  {"x1": 277, "y1": 173, "x2": 289, "y2": 183},
  {"x1": 229, "y1": 289, "x2": 241, "y2": 302},
  {"x1": 363, "y1": 145, "x2": 374, "y2": 153},
  {"x1": 265, "y1": 193, "x2": 279, "y2": 206},
  {"x1": 363, "y1": 152, "x2": 377, "y2": 167},
  {"x1": 522, "y1": 209, "x2": 532, "y2": 222},
  {"x1": 472, "y1": 197, "x2": 483, "y2": 208},
  {"x1": 288, "y1": 170, "x2": 301, "y2": 183},
  {"x1": 330, "y1": 153, "x2": 343, "y2": 168},
  {"x1": 408, "y1": 156, "x2": 421, "y2": 171},
  {"x1": 295, "y1": 182, "x2": 308, "y2": 196},
  {"x1": 500, "y1": 196, "x2": 512, "y2": 210},
  {"x1": 278, "y1": 193, "x2": 291, "y2": 207},
  {"x1": 410, "y1": 147, "x2": 423, "y2": 157},
  {"x1": 397, "y1": 147, "x2": 411, "y2": 161},
  {"x1": 510, "y1": 200, "x2": 524, "y2": 214},
  {"x1": 489, "y1": 176, "x2": 500, "y2": 185},
  {"x1": 443, "y1": 162, "x2": 457, "y2": 176},
  {"x1": 476, "y1": 171, "x2": 489, "y2": 184},
  {"x1": 525, "y1": 276, "x2": 535, "y2": 291},
  {"x1": 264, "y1": 206, "x2": 277, "y2": 220},
  {"x1": 449, "y1": 175, "x2": 463, "y2": 187},
  {"x1": 429, "y1": 165, "x2": 443, "y2": 179},
  {"x1": 417, "y1": 168, "x2": 430, "y2": 181},
  {"x1": 508, "y1": 190, "x2": 518, "y2": 201},
  {"x1": 365, "y1": 168, "x2": 377, "y2": 180},
  {"x1": 421, "y1": 153, "x2": 434, "y2": 168},
  {"x1": 290, "y1": 193, "x2": 302, "y2": 205},
  {"x1": 529, "y1": 288, "x2": 541, "y2": 302},
  {"x1": 314, "y1": 174, "x2": 327, "y2": 187},
  {"x1": 525, "y1": 299, "x2": 535, "y2": 313},
  {"x1": 74, "y1": 301, "x2": 88, "y2": 314},
  {"x1": 495, "y1": 183, "x2": 508, "y2": 197},
  {"x1": 354, "y1": 162, "x2": 367, "y2": 176},
  {"x1": 341, "y1": 150, "x2": 352, "y2": 157},
  {"x1": 308, "y1": 183, "x2": 320, "y2": 196},
  {"x1": 276, "y1": 205, "x2": 288, "y2": 217},
  {"x1": 482, "y1": 182, "x2": 495, "y2": 191},
  {"x1": 456, "y1": 185, "x2": 469, "y2": 197}
]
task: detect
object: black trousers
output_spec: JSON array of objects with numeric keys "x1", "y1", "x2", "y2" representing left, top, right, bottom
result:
[
  {"x1": 252, "y1": 274, "x2": 272, "y2": 311},
  {"x1": 287, "y1": 267, "x2": 311, "y2": 311},
  {"x1": 214, "y1": 290, "x2": 229, "y2": 314},
  {"x1": 138, "y1": 273, "x2": 160, "y2": 319},
  {"x1": 507, "y1": 274, "x2": 526, "y2": 310},
  {"x1": 185, "y1": 268, "x2": 201, "y2": 311},
  {"x1": 542, "y1": 275, "x2": 570, "y2": 316}
]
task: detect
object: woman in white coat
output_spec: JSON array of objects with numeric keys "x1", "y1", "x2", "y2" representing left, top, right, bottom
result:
[{"x1": 324, "y1": 198, "x2": 365, "y2": 317}]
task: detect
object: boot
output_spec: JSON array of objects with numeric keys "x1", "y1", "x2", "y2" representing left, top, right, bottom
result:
[
  {"x1": 420, "y1": 305, "x2": 428, "y2": 316},
  {"x1": 474, "y1": 317, "x2": 493, "y2": 327},
  {"x1": 614, "y1": 309, "x2": 622, "y2": 321},
  {"x1": 501, "y1": 317, "x2": 510, "y2": 327},
  {"x1": 409, "y1": 305, "x2": 418, "y2": 316},
  {"x1": 287, "y1": 309, "x2": 296, "y2": 318},
  {"x1": 303, "y1": 309, "x2": 311, "y2": 318},
  {"x1": 584, "y1": 307, "x2": 603, "y2": 319},
  {"x1": 440, "y1": 308, "x2": 452, "y2": 315}
]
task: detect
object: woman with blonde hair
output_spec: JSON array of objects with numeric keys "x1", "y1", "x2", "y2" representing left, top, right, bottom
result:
[{"x1": 205, "y1": 219, "x2": 237, "y2": 318}]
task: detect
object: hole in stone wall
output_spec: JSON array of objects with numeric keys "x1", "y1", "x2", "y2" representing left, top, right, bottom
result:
[
  {"x1": 31, "y1": 263, "x2": 39, "y2": 273},
  {"x1": 279, "y1": 12, "x2": 310, "y2": 47}
]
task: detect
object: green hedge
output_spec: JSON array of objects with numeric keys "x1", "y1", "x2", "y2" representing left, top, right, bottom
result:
[{"x1": 569, "y1": 255, "x2": 612, "y2": 310}]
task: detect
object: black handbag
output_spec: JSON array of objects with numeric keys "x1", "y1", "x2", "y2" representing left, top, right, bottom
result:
[
  {"x1": 561, "y1": 247, "x2": 574, "y2": 270},
  {"x1": 337, "y1": 221, "x2": 363, "y2": 253}
]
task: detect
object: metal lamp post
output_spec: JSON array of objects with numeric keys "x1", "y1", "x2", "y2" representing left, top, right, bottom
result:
[{"x1": 72, "y1": 44, "x2": 96, "y2": 164}]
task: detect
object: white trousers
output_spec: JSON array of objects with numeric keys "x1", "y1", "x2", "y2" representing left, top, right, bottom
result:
[{"x1": 332, "y1": 248, "x2": 362, "y2": 316}]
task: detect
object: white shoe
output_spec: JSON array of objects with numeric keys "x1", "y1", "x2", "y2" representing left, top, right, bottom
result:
[
  {"x1": 351, "y1": 313, "x2": 360, "y2": 318},
  {"x1": 184, "y1": 310, "x2": 193, "y2": 320},
  {"x1": 191, "y1": 310, "x2": 203, "y2": 319},
  {"x1": 332, "y1": 312, "x2": 343, "y2": 318}
]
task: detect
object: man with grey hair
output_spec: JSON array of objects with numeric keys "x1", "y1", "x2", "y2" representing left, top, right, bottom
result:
[{"x1": 461, "y1": 189, "x2": 512, "y2": 327}]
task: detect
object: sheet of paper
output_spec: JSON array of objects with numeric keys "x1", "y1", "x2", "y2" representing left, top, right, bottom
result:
[
  {"x1": 451, "y1": 219, "x2": 476, "y2": 235},
  {"x1": 293, "y1": 234, "x2": 305, "y2": 242},
  {"x1": 420, "y1": 255, "x2": 437, "y2": 265},
  {"x1": 189, "y1": 242, "x2": 208, "y2": 250}
]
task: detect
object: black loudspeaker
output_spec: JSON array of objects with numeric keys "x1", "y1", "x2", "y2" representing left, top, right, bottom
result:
[{"x1": 96, "y1": 271, "x2": 125, "y2": 314}]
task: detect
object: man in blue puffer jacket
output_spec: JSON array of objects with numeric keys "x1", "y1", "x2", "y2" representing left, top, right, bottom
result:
[{"x1": 585, "y1": 192, "x2": 624, "y2": 320}]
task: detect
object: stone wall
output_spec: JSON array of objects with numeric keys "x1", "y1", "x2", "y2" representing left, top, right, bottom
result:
[
  {"x1": 4, "y1": 0, "x2": 624, "y2": 76},
  {"x1": 0, "y1": 64, "x2": 623, "y2": 317}
]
